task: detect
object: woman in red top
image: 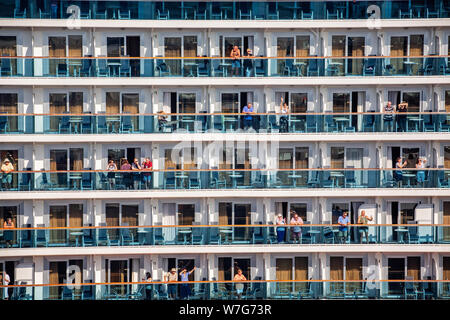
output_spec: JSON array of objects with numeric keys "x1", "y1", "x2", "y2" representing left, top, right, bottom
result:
[{"x1": 142, "y1": 157, "x2": 153, "y2": 189}]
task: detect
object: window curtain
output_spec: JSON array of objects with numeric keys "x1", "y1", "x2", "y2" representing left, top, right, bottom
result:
[
  {"x1": 48, "y1": 37, "x2": 66, "y2": 76},
  {"x1": 331, "y1": 147, "x2": 345, "y2": 169},
  {"x1": 219, "y1": 202, "x2": 232, "y2": 225},
  {"x1": 277, "y1": 37, "x2": 294, "y2": 74},
  {"x1": 164, "y1": 37, "x2": 182, "y2": 76},
  {"x1": 106, "y1": 92, "x2": 120, "y2": 114},
  {"x1": 348, "y1": 37, "x2": 365, "y2": 75},
  {"x1": 49, "y1": 93, "x2": 67, "y2": 132},
  {"x1": 69, "y1": 148, "x2": 83, "y2": 171},
  {"x1": 178, "y1": 93, "x2": 196, "y2": 113},
  {"x1": 178, "y1": 204, "x2": 195, "y2": 225},
  {"x1": 330, "y1": 257, "x2": 344, "y2": 293},
  {"x1": 162, "y1": 203, "x2": 176, "y2": 242},
  {"x1": 345, "y1": 258, "x2": 363, "y2": 293},
  {"x1": 443, "y1": 202, "x2": 450, "y2": 242},
  {"x1": 331, "y1": 36, "x2": 345, "y2": 74},
  {"x1": 294, "y1": 257, "x2": 308, "y2": 291},
  {"x1": 49, "y1": 206, "x2": 67, "y2": 244},
  {"x1": 276, "y1": 258, "x2": 293, "y2": 292},
  {"x1": 106, "y1": 204, "x2": 120, "y2": 241},
  {"x1": 0, "y1": 36, "x2": 17, "y2": 75},
  {"x1": 68, "y1": 35, "x2": 82, "y2": 75},
  {"x1": 49, "y1": 262, "x2": 61, "y2": 300},
  {"x1": 218, "y1": 257, "x2": 232, "y2": 282},
  {"x1": 390, "y1": 36, "x2": 407, "y2": 74},
  {"x1": 409, "y1": 35, "x2": 424, "y2": 74},
  {"x1": 407, "y1": 257, "x2": 421, "y2": 280},
  {"x1": 164, "y1": 149, "x2": 177, "y2": 169},
  {"x1": 291, "y1": 93, "x2": 307, "y2": 113},
  {"x1": 183, "y1": 147, "x2": 197, "y2": 169},
  {"x1": 69, "y1": 92, "x2": 83, "y2": 114},
  {"x1": 333, "y1": 93, "x2": 350, "y2": 113},
  {"x1": 0, "y1": 93, "x2": 18, "y2": 131},
  {"x1": 443, "y1": 257, "x2": 450, "y2": 293},
  {"x1": 68, "y1": 204, "x2": 83, "y2": 244},
  {"x1": 122, "y1": 205, "x2": 138, "y2": 239},
  {"x1": 122, "y1": 93, "x2": 139, "y2": 130}
]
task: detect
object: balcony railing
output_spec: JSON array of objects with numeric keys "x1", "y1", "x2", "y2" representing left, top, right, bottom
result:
[
  {"x1": 1, "y1": 112, "x2": 450, "y2": 134},
  {"x1": 5, "y1": 1, "x2": 450, "y2": 20},
  {"x1": 1, "y1": 169, "x2": 450, "y2": 192},
  {"x1": 3, "y1": 280, "x2": 450, "y2": 300},
  {"x1": 1, "y1": 224, "x2": 449, "y2": 249},
  {"x1": 0, "y1": 56, "x2": 449, "y2": 78}
]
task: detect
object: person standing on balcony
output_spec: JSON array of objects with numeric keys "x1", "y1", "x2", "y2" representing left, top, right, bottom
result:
[
  {"x1": 242, "y1": 103, "x2": 255, "y2": 130},
  {"x1": 121, "y1": 159, "x2": 133, "y2": 190},
  {"x1": 1, "y1": 159, "x2": 14, "y2": 190},
  {"x1": 338, "y1": 211, "x2": 350, "y2": 244},
  {"x1": 394, "y1": 156, "x2": 408, "y2": 186},
  {"x1": 230, "y1": 45, "x2": 241, "y2": 76},
  {"x1": 276, "y1": 213, "x2": 286, "y2": 243},
  {"x1": 243, "y1": 48, "x2": 254, "y2": 77},
  {"x1": 2, "y1": 271, "x2": 10, "y2": 300},
  {"x1": 279, "y1": 97, "x2": 289, "y2": 133},
  {"x1": 383, "y1": 101, "x2": 395, "y2": 132},
  {"x1": 396, "y1": 101, "x2": 408, "y2": 132},
  {"x1": 142, "y1": 157, "x2": 153, "y2": 189},
  {"x1": 290, "y1": 211, "x2": 304, "y2": 244},
  {"x1": 143, "y1": 272, "x2": 153, "y2": 300},
  {"x1": 233, "y1": 268, "x2": 247, "y2": 299},
  {"x1": 179, "y1": 266, "x2": 196, "y2": 299},
  {"x1": 415, "y1": 157, "x2": 427, "y2": 186},
  {"x1": 3, "y1": 215, "x2": 14, "y2": 248},
  {"x1": 131, "y1": 158, "x2": 142, "y2": 190},
  {"x1": 357, "y1": 210, "x2": 373, "y2": 244},
  {"x1": 106, "y1": 160, "x2": 117, "y2": 190},
  {"x1": 166, "y1": 268, "x2": 178, "y2": 299}
]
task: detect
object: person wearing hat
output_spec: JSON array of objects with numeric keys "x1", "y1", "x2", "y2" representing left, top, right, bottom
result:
[
  {"x1": 166, "y1": 267, "x2": 178, "y2": 299},
  {"x1": 1, "y1": 158, "x2": 14, "y2": 190},
  {"x1": 275, "y1": 213, "x2": 286, "y2": 243}
]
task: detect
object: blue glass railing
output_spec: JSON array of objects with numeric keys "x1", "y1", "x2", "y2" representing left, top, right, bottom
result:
[
  {"x1": 0, "y1": 56, "x2": 449, "y2": 78},
  {"x1": 3, "y1": 1, "x2": 450, "y2": 20},
  {"x1": 1, "y1": 224, "x2": 449, "y2": 249},
  {"x1": 2, "y1": 169, "x2": 450, "y2": 192},
  {"x1": 2, "y1": 280, "x2": 450, "y2": 300},
  {"x1": 1, "y1": 112, "x2": 450, "y2": 134}
]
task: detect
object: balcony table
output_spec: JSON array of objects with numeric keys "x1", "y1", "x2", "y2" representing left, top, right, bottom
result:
[
  {"x1": 178, "y1": 117, "x2": 195, "y2": 131},
  {"x1": 69, "y1": 116, "x2": 83, "y2": 133},
  {"x1": 175, "y1": 174, "x2": 189, "y2": 189},
  {"x1": 293, "y1": 61, "x2": 307, "y2": 75},
  {"x1": 288, "y1": 173, "x2": 304, "y2": 187},
  {"x1": 333, "y1": 116, "x2": 350, "y2": 131},
  {"x1": 407, "y1": 117, "x2": 423, "y2": 132},
  {"x1": 183, "y1": 61, "x2": 199, "y2": 77},
  {"x1": 219, "y1": 62, "x2": 232, "y2": 77},
  {"x1": 69, "y1": 172, "x2": 82, "y2": 189},
  {"x1": 330, "y1": 171, "x2": 345, "y2": 187},
  {"x1": 107, "y1": 60, "x2": 122, "y2": 77},
  {"x1": 402, "y1": 172, "x2": 416, "y2": 187},
  {"x1": 68, "y1": 59, "x2": 82, "y2": 77},
  {"x1": 403, "y1": 61, "x2": 417, "y2": 75},
  {"x1": 105, "y1": 116, "x2": 121, "y2": 133},
  {"x1": 229, "y1": 173, "x2": 243, "y2": 188},
  {"x1": 219, "y1": 228, "x2": 233, "y2": 244},
  {"x1": 69, "y1": 230, "x2": 84, "y2": 247},
  {"x1": 224, "y1": 116, "x2": 239, "y2": 131},
  {"x1": 394, "y1": 228, "x2": 409, "y2": 243},
  {"x1": 289, "y1": 116, "x2": 305, "y2": 132},
  {"x1": 307, "y1": 229, "x2": 321, "y2": 244},
  {"x1": 178, "y1": 228, "x2": 192, "y2": 244}
]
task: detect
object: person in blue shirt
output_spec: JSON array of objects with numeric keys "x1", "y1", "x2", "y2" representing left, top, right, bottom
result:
[
  {"x1": 337, "y1": 211, "x2": 350, "y2": 244},
  {"x1": 179, "y1": 266, "x2": 196, "y2": 299},
  {"x1": 242, "y1": 103, "x2": 255, "y2": 130}
]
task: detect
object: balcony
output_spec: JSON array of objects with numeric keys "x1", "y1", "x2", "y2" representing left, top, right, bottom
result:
[
  {"x1": 4, "y1": 280, "x2": 450, "y2": 300},
  {"x1": 1, "y1": 224, "x2": 449, "y2": 249},
  {"x1": 2, "y1": 169, "x2": 450, "y2": 192},
  {"x1": 1, "y1": 112, "x2": 450, "y2": 134},
  {"x1": 0, "y1": 56, "x2": 449, "y2": 78},
  {"x1": 4, "y1": 1, "x2": 450, "y2": 20}
]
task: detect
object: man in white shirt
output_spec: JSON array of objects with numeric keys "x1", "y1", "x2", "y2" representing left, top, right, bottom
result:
[{"x1": 3, "y1": 271, "x2": 10, "y2": 300}]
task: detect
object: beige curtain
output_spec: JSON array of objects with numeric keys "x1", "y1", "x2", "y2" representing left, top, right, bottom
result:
[
  {"x1": 407, "y1": 257, "x2": 421, "y2": 280},
  {"x1": 345, "y1": 258, "x2": 362, "y2": 293},
  {"x1": 106, "y1": 204, "x2": 120, "y2": 241},
  {"x1": 218, "y1": 257, "x2": 232, "y2": 282},
  {"x1": 49, "y1": 37, "x2": 66, "y2": 76},
  {"x1": 106, "y1": 92, "x2": 120, "y2": 114},
  {"x1": 50, "y1": 206, "x2": 67, "y2": 244},
  {"x1": 276, "y1": 258, "x2": 293, "y2": 292},
  {"x1": 444, "y1": 257, "x2": 450, "y2": 293},
  {"x1": 49, "y1": 262, "x2": 60, "y2": 300},
  {"x1": 68, "y1": 203, "x2": 82, "y2": 246},
  {"x1": 219, "y1": 202, "x2": 232, "y2": 225},
  {"x1": 291, "y1": 93, "x2": 307, "y2": 113},
  {"x1": 68, "y1": 35, "x2": 82, "y2": 75},
  {"x1": 332, "y1": 36, "x2": 345, "y2": 74},
  {"x1": 69, "y1": 92, "x2": 83, "y2": 114},
  {"x1": 391, "y1": 36, "x2": 407, "y2": 73},
  {"x1": 164, "y1": 149, "x2": 177, "y2": 169},
  {"x1": 69, "y1": 148, "x2": 83, "y2": 171},
  {"x1": 444, "y1": 202, "x2": 450, "y2": 242},
  {"x1": 110, "y1": 260, "x2": 128, "y2": 295},
  {"x1": 49, "y1": 93, "x2": 67, "y2": 131},
  {"x1": 122, "y1": 205, "x2": 138, "y2": 239},
  {"x1": 164, "y1": 37, "x2": 182, "y2": 76},
  {"x1": 333, "y1": 93, "x2": 350, "y2": 113},
  {"x1": 349, "y1": 37, "x2": 365, "y2": 75},
  {"x1": 331, "y1": 147, "x2": 345, "y2": 169},
  {"x1": 178, "y1": 204, "x2": 195, "y2": 225},
  {"x1": 330, "y1": 256, "x2": 344, "y2": 293},
  {"x1": 277, "y1": 37, "x2": 294, "y2": 74},
  {"x1": 294, "y1": 257, "x2": 308, "y2": 291},
  {"x1": 0, "y1": 93, "x2": 18, "y2": 131},
  {"x1": 122, "y1": 93, "x2": 139, "y2": 130},
  {"x1": 409, "y1": 35, "x2": 424, "y2": 74}
]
